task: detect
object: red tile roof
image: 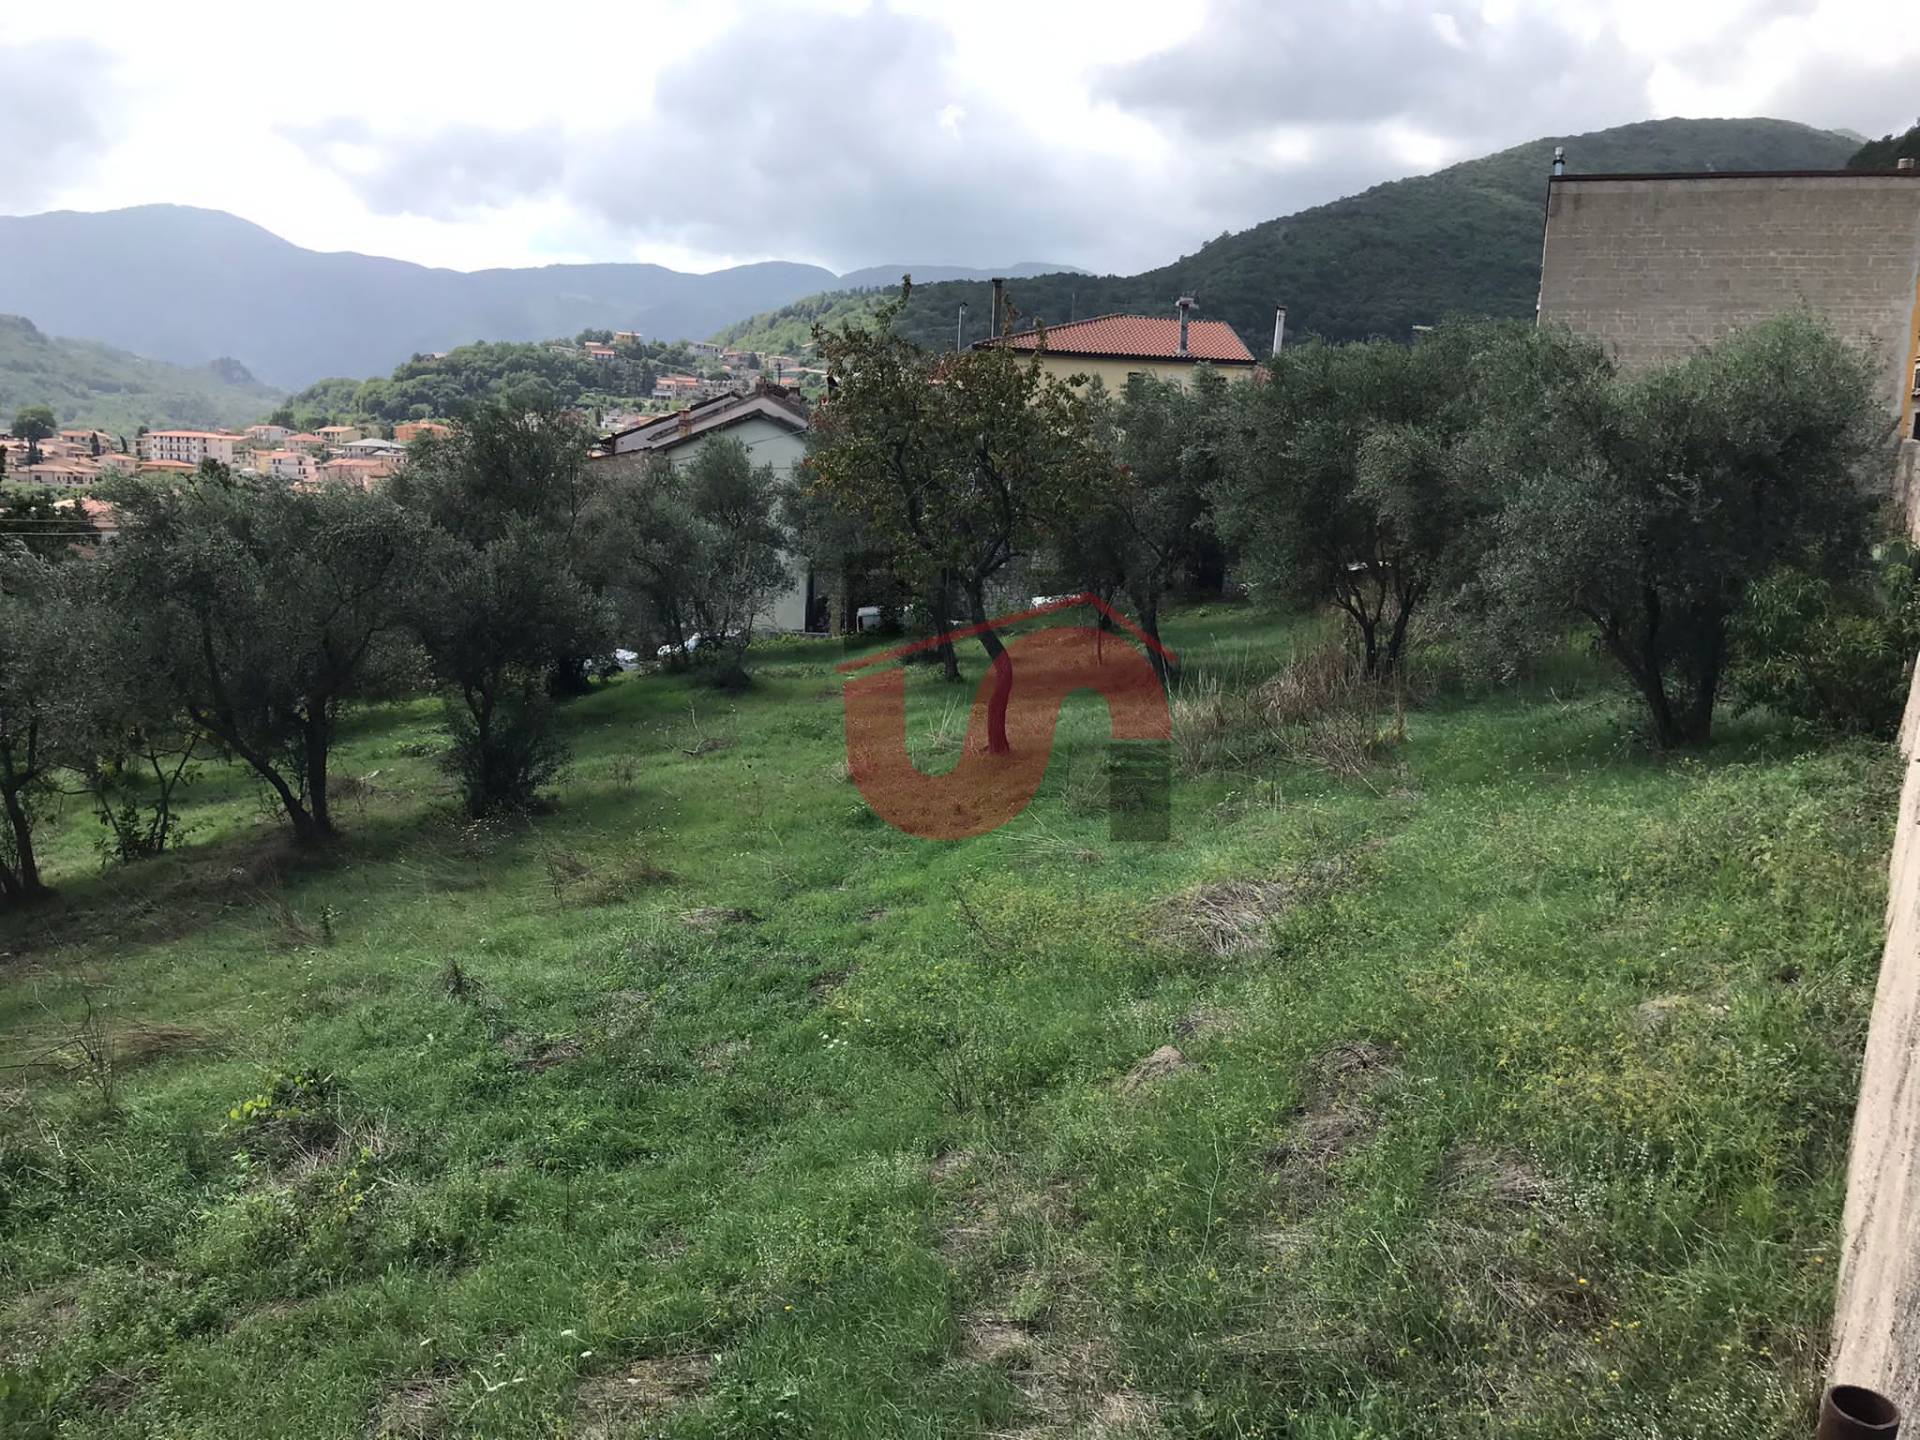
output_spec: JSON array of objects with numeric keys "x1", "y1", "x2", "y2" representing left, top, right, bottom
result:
[{"x1": 980, "y1": 313, "x2": 1256, "y2": 364}]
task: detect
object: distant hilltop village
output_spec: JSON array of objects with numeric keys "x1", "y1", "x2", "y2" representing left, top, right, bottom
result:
[
  {"x1": 541, "y1": 333, "x2": 828, "y2": 406},
  {"x1": 0, "y1": 422, "x2": 446, "y2": 492},
  {"x1": 1, "y1": 331, "x2": 832, "y2": 493}
]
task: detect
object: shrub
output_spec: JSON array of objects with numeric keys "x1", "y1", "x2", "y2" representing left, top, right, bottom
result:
[
  {"x1": 1727, "y1": 553, "x2": 1920, "y2": 738},
  {"x1": 442, "y1": 689, "x2": 568, "y2": 816}
]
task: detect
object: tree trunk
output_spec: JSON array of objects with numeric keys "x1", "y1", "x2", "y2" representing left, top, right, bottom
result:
[
  {"x1": 1133, "y1": 589, "x2": 1170, "y2": 687},
  {"x1": 932, "y1": 572, "x2": 961, "y2": 683},
  {"x1": 299, "y1": 710, "x2": 338, "y2": 843},
  {"x1": 966, "y1": 580, "x2": 1013, "y2": 755},
  {"x1": 1382, "y1": 591, "x2": 1417, "y2": 675},
  {"x1": 0, "y1": 784, "x2": 48, "y2": 903}
]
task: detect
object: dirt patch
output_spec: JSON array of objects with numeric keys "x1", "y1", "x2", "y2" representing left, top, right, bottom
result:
[
  {"x1": 1263, "y1": 1041, "x2": 1400, "y2": 1200},
  {"x1": 858, "y1": 907, "x2": 890, "y2": 924},
  {"x1": 679, "y1": 906, "x2": 759, "y2": 931},
  {"x1": 573, "y1": 1353, "x2": 713, "y2": 1437},
  {"x1": 680, "y1": 736, "x2": 735, "y2": 759},
  {"x1": 1632, "y1": 992, "x2": 1728, "y2": 1034},
  {"x1": 1443, "y1": 1143, "x2": 1553, "y2": 1210},
  {"x1": 502, "y1": 1033, "x2": 583, "y2": 1073},
  {"x1": 929, "y1": 1148, "x2": 976, "y2": 1185},
  {"x1": 963, "y1": 1317, "x2": 1035, "y2": 1366},
  {"x1": 1118, "y1": 1045, "x2": 1192, "y2": 1095},
  {"x1": 1093, "y1": 1388, "x2": 1164, "y2": 1436},
  {"x1": 809, "y1": 967, "x2": 851, "y2": 1000},
  {"x1": 369, "y1": 1371, "x2": 456, "y2": 1438}
]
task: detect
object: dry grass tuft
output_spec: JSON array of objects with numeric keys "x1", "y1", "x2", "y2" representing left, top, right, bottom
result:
[
  {"x1": 573, "y1": 1353, "x2": 714, "y2": 1437},
  {"x1": 1154, "y1": 852, "x2": 1363, "y2": 960},
  {"x1": 1172, "y1": 631, "x2": 1402, "y2": 780},
  {"x1": 1117, "y1": 1045, "x2": 1192, "y2": 1095}
]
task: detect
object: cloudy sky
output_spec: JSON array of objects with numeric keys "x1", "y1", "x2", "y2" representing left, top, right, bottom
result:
[{"x1": 2, "y1": 0, "x2": 1914, "y2": 277}]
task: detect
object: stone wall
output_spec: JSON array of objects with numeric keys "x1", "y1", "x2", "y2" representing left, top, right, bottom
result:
[{"x1": 1537, "y1": 174, "x2": 1920, "y2": 427}]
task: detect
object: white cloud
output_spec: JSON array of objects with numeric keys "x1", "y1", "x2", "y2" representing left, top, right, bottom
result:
[{"x1": 4, "y1": 0, "x2": 1915, "y2": 275}]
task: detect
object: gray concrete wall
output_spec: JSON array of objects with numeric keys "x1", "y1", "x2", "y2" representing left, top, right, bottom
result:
[
  {"x1": 1538, "y1": 174, "x2": 1920, "y2": 426},
  {"x1": 1833, "y1": 655, "x2": 1920, "y2": 1418}
]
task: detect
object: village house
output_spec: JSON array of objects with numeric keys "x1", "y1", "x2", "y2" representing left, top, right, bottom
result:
[
  {"x1": 394, "y1": 421, "x2": 453, "y2": 444},
  {"x1": 595, "y1": 381, "x2": 815, "y2": 632},
  {"x1": 245, "y1": 423, "x2": 293, "y2": 447},
  {"x1": 316, "y1": 424, "x2": 363, "y2": 447},
  {"x1": 285, "y1": 432, "x2": 326, "y2": 453},
  {"x1": 973, "y1": 297, "x2": 1260, "y2": 389},
  {"x1": 18, "y1": 460, "x2": 96, "y2": 487},
  {"x1": 138, "y1": 429, "x2": 242, "y2": 466},
  {"x1": 260, "y1": 449, "x2": 316, "y2": 483},
  {"x1": 313, "y1": 456, "x2": 391, "y2": 489}
]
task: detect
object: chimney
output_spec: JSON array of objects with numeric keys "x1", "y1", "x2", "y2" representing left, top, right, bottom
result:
[
  {"x1": 1551, "y1": 145, "x2": 1566, "y2": 177},
  {"x1": 1899, "y1": 157, "x2": 1916, "y2": 172},
  {"x1": 1176, "y1": 295, "x2": 1195, "y2": 356},
  {"x1": 990, "y1": 278, "x2": 1006, "y2": 339},
  {"x1": 1271, "y1": 305, "x2": 1288, "y2": 357}
]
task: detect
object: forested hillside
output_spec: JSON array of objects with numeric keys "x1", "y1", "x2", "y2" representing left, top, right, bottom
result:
[
  {"x1": 0, "y1": 315, "x2": 279, "y2": 435},
  {"x1": 279, "y1": 334, "x2": 709, "y2": 429},
  {"x1": 715, "y1": 117, "x2": 1857, "y2": 354},
  {"x1": 1848, "y1": 120, "x2": 1920, "y2": 169}
]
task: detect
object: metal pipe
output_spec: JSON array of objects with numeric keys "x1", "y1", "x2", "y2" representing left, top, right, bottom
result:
[{"x1": 1818, "y1": 1384, "x2": 1900, "y2": 1440}]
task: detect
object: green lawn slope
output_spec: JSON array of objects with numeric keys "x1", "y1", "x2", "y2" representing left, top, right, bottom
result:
[{"x1": 0, "y1": 606, "x2": 1892, "y2": 1436}]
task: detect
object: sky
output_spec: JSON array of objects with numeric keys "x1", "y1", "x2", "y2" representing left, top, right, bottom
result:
[{"x1": 2, "y1": 0, "x2": 1915, "y2": 278}]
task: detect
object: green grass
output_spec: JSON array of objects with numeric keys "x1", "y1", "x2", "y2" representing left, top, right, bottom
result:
[{"x1": 0, "y1": 607, "x2": 1896, "y2": 1438}]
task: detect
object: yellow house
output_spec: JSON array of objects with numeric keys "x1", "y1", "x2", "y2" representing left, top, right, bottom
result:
[{"x1": 975, "y1": 303, "x2": 1259, "y2": 389}]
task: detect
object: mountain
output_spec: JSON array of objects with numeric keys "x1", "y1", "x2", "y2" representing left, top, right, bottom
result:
[
  {"x1": 0, "y1": 205, "x2": 1081, "y2": 390},
  {"x1": 0, "y1": 315, "x2": 280, "y2": 436},
  {"x1": 711, "y1": 117, "x2": 1860, "y2": 357}
]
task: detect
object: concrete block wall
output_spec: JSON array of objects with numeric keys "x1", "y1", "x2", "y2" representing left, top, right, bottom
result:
[{"x1": 1538, "y1": 175, "x2": 1920, "y2": 426}]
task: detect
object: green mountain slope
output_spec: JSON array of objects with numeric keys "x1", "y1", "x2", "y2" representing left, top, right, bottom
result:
[
  {"x1": 1848, "y1": 120, "x2": 1920, "y2": 169},
  {"x1": 715, "y1": 117, "x2": 1859, "y2": 355},
  {"x1": 0, "y1": 315, "x2": 281, "y2": 436}
]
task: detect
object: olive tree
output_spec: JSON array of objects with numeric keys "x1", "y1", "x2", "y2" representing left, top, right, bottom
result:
[
  {"x1": 1217, "y1": 322, "x2": 1510, "y2": 675},
  {"x1": 395, "y1": 407, "x2": 610, "y2": 814},
  {"x1": 98, "y1": 467, "x2": 424, "y2": 843},
  {"x1": 1478, "y1": 312, "x2": 1886, "y2": 747},
  {"x1": 0, "y1": 549, "x2": 93, "y2": 902},
  {"x1": 807, "y1": 292, "x2": 1109, "y2": 751}
]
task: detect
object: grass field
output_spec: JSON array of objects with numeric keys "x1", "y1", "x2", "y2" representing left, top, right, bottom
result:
[{"x1": 0, "y1": 606, "x2": 1897, "y2": 1438}]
